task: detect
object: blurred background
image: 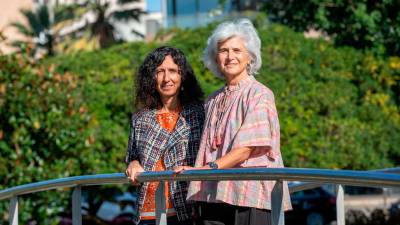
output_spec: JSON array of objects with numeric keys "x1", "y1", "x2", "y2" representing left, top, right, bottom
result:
[{"x1": 0, "y1": 0, "x2": 400, "y2": 224}]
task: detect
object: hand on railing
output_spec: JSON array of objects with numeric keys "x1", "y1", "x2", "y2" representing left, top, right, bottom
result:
[
  {"x1": 173, "y1": 166, "x2": 195, "y2": 174},
  {"x1": 125, "y1": 160, "x2": 144, "y2": 185},
  {"x1": 173, "y1": 166, "x2": 210, "y2": 175}
]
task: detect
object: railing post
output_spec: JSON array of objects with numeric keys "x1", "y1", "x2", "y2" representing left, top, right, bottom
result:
[
  {"x1": 9, "y1": 196, "x2": 18, "y2": 225},
  {"x1": 155, "y1": 181, "x2": 167, "y2": 225},
  {"x1": 336, "y1": 184, "x2": 345, "y2": 225},
  {"x1": 72, "y1": 185, "x2": 82, "y2": 225},
  {"x1": 271, "y1": 180, "x2": 285, "y2": 225}
]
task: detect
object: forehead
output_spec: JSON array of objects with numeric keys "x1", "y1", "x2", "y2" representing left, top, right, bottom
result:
[
  {"x1": 158, "y1": 55, "x2": 178, "y2": 68},
  {"x1": 217, "y1": 36, "x2": 246, "y2": 49}
]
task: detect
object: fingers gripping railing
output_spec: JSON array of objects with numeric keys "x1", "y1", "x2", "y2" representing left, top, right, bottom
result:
[{"x1": 1, "y1": 168, "x2": 400, "y2": 225}]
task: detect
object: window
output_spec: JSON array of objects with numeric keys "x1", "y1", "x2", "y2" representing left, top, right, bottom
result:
[{"x1": 146, "y1": 0, "x2": 162, "y2": 12}]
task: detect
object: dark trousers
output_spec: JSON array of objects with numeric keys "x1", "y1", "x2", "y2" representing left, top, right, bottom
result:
[{"x1": 196, "y1": 202, "x2": 272, "y2": 225}]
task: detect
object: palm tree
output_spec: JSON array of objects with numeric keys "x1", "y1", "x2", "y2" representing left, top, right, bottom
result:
[
  {"x1": 10, "y1": 5, "x2": 56, "y2": 57},
  {"x1": 0, "y1": 29, "x2": 6, "y2": 54},
  {"x1": 56, "y1": 0, "x2": 145, "y2": 48}
]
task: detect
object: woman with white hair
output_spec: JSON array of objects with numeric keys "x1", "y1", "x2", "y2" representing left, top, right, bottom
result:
[{"x1": 174, "y1": 18, "x2": 292, "y2": 225}]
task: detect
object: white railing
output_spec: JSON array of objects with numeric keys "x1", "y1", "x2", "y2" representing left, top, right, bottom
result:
[{"x1": 1, "y1": 167, "x2": 400, "y2": 225}]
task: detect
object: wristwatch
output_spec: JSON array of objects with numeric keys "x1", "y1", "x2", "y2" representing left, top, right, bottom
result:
[{"x1": 207, "y1": 161, "x2": 219, "y2": 169}]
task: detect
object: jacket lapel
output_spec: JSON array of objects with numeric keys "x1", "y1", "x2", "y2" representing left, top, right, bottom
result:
[
  {"x1": 165, "y1": 107, "x2": 190, "y2": 150},
  {"x1": 141, "y1": 110, "x2": 170, "y2": 163}
]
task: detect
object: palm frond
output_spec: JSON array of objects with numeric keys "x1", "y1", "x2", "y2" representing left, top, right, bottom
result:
[
  {"x1": 130, "y1": 28, "x2": 144, "y2": 38},
  {"x1": 10, "y1": 40, "x2": 33, "y2": 49},
  {"x1": 13, "y1": 5, "x2": 57, "y2": 56},
  {"x1": 110, "y1": 8, "x2": 145, "y2": 22},
  {"x1": 20, "y1": 8, "x2": 43, "y2": 35},
  {"x1": 53, "y1": 4, "x2": 79, "y2": 24},
  {"x1": 0, "y1": 30, "x2": 6, "y2": 42},
  {"x1": 37, "y1": 5, "x2": 50, "y2": 29},
  {"x1": 10, "y1": 22, "x2": 34, "y2": 37}
]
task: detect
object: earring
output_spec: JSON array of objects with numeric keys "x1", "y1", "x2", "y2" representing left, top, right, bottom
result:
[
  {"x1": 246, "y1": 63, "x2": 251, "y2": 73},
  {"x1": 181, "y1": 86, "x2": 184, "y2": 91}
]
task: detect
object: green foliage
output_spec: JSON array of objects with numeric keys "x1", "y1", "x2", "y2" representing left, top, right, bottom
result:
[
  {"x1": 0, "y1": 54, "x2": 92, "y2": 184},
  {"x1": 258, "y1": 25, "x2": 400, "y2": 169},
  {"x1": 263, "y1": 0, "x2": 400, "y2": 56},
  {"x1": 0, "y1": 52, "x2": 127, "y2": 223}
]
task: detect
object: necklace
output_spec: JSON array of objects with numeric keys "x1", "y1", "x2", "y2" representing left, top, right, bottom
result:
[{"x1": 212, "y1": 89, "x2": 230, "y2": 150}]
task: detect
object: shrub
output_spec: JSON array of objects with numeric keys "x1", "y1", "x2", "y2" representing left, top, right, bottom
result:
[
  {"x1": 0, "y1": 53, "x2": 96, "y2": 223},
  {"x1": 263, "y1": 0, "x2": 400, "y2": 56}
]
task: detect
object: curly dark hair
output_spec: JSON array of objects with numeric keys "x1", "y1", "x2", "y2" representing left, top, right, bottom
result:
[{"x1": 134, "y1": 46, "x2": 204, "y2": 110}]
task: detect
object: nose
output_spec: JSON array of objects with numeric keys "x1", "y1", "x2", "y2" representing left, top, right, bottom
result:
[
  {"x1": 161, "y1": 71, "x2": 171, "y2": 82},
  {"x1": 226, "y1": 49, "x2": 234, "y2": 61}
]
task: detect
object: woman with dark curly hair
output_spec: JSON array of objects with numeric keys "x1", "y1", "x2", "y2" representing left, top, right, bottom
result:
[{"x1": 125, "y1": 46, "x2": 204, "y2": 225}]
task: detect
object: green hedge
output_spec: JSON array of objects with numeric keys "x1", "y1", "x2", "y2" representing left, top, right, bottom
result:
[
  {"x1": 0, "y1": 54, "x2": 95, "y2": 222},
  {"x1": 262, "y1": 0, "x2": 400, "y2": 56}
]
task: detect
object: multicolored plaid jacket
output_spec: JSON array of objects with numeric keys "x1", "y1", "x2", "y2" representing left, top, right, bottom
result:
[{"x1": 125, "y1": 103, "x2": 204, "y2": 224}]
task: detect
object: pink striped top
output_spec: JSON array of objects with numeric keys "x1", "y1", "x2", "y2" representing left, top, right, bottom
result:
[{"x1": 187, "y1": 76, "x2": 292, "y2": 210}]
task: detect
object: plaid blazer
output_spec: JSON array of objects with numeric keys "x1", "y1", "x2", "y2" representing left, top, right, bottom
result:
[{"x1": 125, "y1": 103, "x2": 204, "y2": 223}]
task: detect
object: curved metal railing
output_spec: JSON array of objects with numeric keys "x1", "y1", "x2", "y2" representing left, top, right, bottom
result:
[{"x1": 2, "y1": 167, "x2": 400, "y2": 225}]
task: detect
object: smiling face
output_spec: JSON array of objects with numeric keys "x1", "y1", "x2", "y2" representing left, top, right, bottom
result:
[
  {"x1": 216, "y1": 36, "x2": 250, "y2": 84},
  {"x1": 155, "y1": 55, "x2": 182, "y2": 102}
]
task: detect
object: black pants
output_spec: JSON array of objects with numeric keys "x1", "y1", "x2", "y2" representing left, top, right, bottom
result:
[
  {"x1": 196, "y1": 202, "x2": 272, "y2": 225},
  {"x1": 138, "y1": 216, "x2": 194, "y2": 225}
]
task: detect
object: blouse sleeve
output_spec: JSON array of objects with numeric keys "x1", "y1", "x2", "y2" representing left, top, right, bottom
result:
[
  {"x1": 231, "y1": 92, "x2": 280, "y2": 163},
  {"x1": 125, "y1": 114, "x2": 138, "y2": 165}
]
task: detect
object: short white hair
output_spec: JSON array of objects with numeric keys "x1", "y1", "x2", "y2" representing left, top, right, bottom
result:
[{"x1": 203, "y1": 18, "x2": 262, "y2": 78}]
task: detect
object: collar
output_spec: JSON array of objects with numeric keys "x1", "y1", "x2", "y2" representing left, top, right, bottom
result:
[{"x1": 224, "y1": 75, "x2": 254, "y2": 92}]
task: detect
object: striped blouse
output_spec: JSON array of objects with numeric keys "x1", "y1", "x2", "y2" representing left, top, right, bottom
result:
[{"x1": 187, "y1": 76, "x2": 292, "y2": 210}]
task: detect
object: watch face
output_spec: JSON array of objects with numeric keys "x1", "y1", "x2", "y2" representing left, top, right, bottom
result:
[{"x1": 208, "y1": 162, "x2": 218, "y2": 169}]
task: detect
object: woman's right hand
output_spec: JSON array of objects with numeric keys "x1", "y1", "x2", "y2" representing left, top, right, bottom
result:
[
  {"x1": 173, "y1": 166, "x2": 194, "y2": 174},
  {"x1": 125, "y1": 160, "x2": 144, "y2": 185}
]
